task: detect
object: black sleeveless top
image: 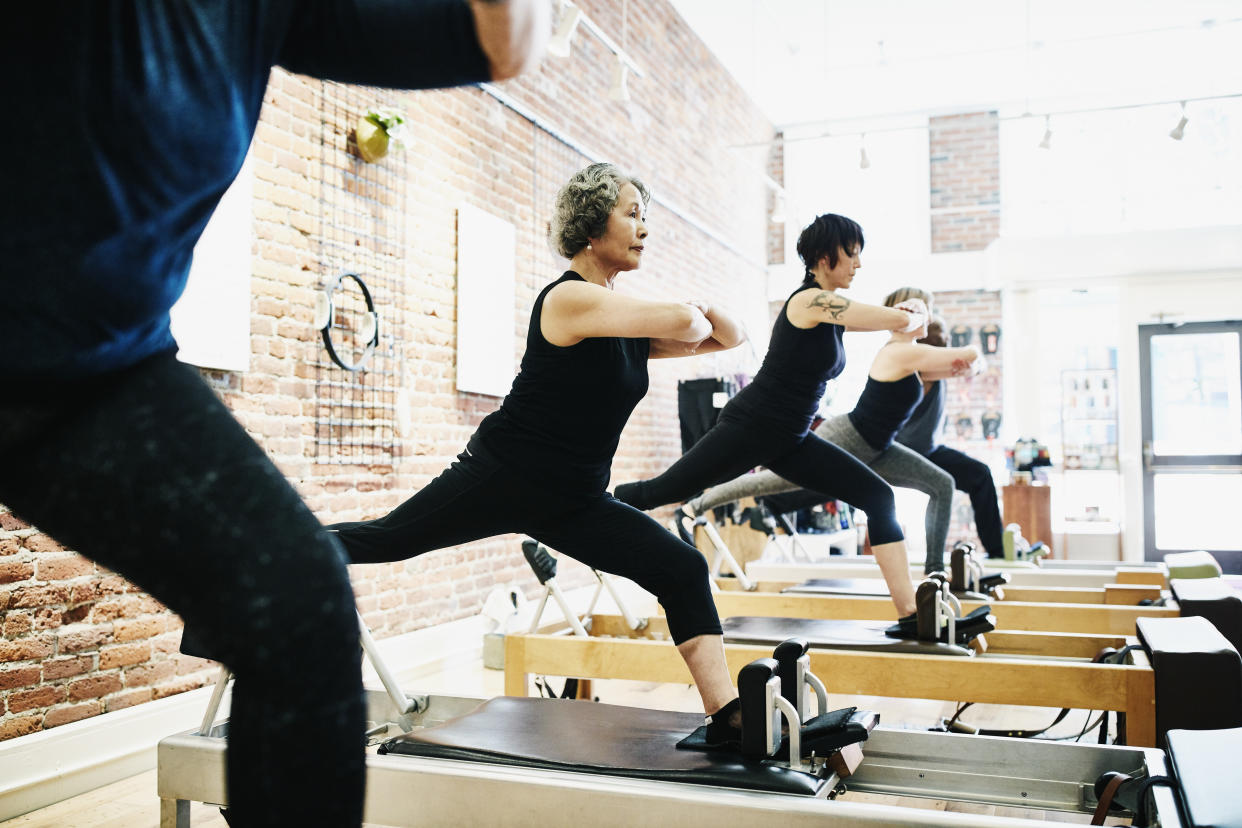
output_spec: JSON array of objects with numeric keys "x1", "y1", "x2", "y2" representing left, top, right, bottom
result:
[
  {"x1": 472, "y1": 271, "x2": 650, "y2": 494},
  {"x1": 895, "y1": 378, "x2": 945, "y2": 455},
  {"x1": 725, "y1": 286, "x2": 846, "y2": 433},
  {"x1": 848, "y1": 373, "x2": 925, "y2": 451}
]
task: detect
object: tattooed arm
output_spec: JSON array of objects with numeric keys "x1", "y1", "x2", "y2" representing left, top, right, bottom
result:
[{"x1": 785, "y1": 288, "x2": 917, "y2": 331}]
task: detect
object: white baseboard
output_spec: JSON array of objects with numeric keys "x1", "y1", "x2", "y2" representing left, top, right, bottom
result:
[
  {"x1": 0, "y1": 678, "x2": 227, "y2": 821},
  {"x1": 0, "y1": 578, "x2": 655, "y2": 820}
]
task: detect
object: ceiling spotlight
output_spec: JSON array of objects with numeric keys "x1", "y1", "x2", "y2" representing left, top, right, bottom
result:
[
  {"x1": 1169, "y1": 101, "x2": 1189, "y2": 140},
  {"x1": 547, "y1": 4, "x2": 582, "y2": 58},
  {"x1": 608, "y1": 57, "x2": 630, "y2": 102},
  {"x1": 1038, "y1": 115, "x2": 1052, "y2": 150},
  {"x1": 859, "y1": 135, "x2": 871, "y2": 170}
]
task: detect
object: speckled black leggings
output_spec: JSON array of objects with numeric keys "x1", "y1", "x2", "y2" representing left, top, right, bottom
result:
[{"x1": 0, "y1": 351, "x2": 365, "y2": 827}]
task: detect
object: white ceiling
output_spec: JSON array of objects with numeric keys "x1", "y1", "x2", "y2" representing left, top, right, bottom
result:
[{"x1": 668, "y1": 0, "x2": 1242, "y2": 132}]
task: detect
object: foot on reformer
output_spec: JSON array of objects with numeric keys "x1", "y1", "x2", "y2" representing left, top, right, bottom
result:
[
  {"x1": 884, "y1": 612, "x2": 918, "y2": 639},
  {"x1": 702, "y1": 697, "x2": 743, "y2": 748},
  {"x1": 672, "y1": 504, "x2": 697, "y2": 546},
  {"x1": 521, "y1": 539, "x2": 558, "y2": 584}
]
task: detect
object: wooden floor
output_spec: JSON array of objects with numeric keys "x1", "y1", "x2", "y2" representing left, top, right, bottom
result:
[{"x1": 2, "y1": 654, "x2": 1129, "y2": 827}]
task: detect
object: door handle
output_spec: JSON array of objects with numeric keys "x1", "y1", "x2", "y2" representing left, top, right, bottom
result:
[{"x1": 1142, "y1": 441, "x2": 1154, "y2": 471}]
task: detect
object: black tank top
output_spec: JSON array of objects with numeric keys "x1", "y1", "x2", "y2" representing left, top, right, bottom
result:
[
  {"x1": 848, "y1": 373, "x2": 924, "y2": 451},
  {"x1": 726, "y1": 286, "x2": 846, "y2": 433},
  {"x1": 472, "y1": 271, "x2": 650, "y2": 494}
]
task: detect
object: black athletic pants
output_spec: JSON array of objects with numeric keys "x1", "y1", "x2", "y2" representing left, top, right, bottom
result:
[
  {"x1": 925, "y1": 446, "x2": 1005, "y2": 557},
  {"x1": 613, "y1": 408, "x2": 905, "y2": 545},
  {"x1": 328, "y1": 439, "x2": 721, "y2": 644},
  {"x1": 0, "y1": 352, "x2": 365, "y2": 828}
]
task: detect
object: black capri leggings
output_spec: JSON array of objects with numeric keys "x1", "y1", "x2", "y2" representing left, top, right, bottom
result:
[
  {"x1": 329, "y1": 440, "x2": 721, "y2": 644},
  {"x1": 614, "y1": 409, "x2": 904, "y2": 546},
  {"x1": 0, "y1": 352, "x2": 365, "y2": 828}
]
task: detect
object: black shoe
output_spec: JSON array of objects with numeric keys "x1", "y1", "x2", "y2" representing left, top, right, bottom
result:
[
  {"x1": 884, "y1": 612, "x2": 918, "y2": 639},
  {"x1": 704, "y1": 697, "x2": 742, "y2": 747},
  {"x1": 672, "y1": 505, "x2": 697, "y2": 545}
]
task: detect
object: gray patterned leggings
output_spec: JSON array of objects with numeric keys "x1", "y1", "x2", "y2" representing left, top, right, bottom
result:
[{"x1": 689, "y1": 413, "x2": 955, "y2": 572}]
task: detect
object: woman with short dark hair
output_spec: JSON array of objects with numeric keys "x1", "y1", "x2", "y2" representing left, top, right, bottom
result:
[{"x1": 614, "y1": 214, "x2": 928, "y2": 616}]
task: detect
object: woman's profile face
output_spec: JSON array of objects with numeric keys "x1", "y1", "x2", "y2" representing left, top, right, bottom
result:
[
  {"x1": 822, "y1": 244, "x2": 861, "y2": 290},
  {"x1": 590, "y1": 182, "x2": 648, "y2": 271}
]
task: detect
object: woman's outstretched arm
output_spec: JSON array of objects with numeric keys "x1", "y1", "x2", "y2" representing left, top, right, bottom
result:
[{"x1": 786, "y1": 287, "x2": 924, "y2": 332}]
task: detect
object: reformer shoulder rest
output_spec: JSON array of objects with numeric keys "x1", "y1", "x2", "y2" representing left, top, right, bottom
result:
[
  {"x1": 1165, "y1": 726, "x2": 1242, "y2": 828},
  {"x1": 1171, "y1": 576, "x2": 1242, "y2": 653},
  {"x1": 1135, "y1": 615, "x2": 1242, "y2": 746},
  {"x1": 379, "y1": 696, "x2": 874, "y2": 796},
  {"x1": 1164, "y1": 550, "x2": 1223, "y2": 580}
]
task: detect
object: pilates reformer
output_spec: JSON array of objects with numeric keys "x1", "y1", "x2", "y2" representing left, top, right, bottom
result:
[
  {"x1": 772, "y1": 543, "x2": 1168, "y2": 606},
  {"x1": 156, "y1": 603, "x2": 1236, "y2": 828},
  {"x1": 509, "y1": 545, "x2": 1168, "y2": 746}
]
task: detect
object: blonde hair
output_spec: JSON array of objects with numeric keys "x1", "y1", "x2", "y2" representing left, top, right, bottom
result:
[{"x1": 882, "y1": 286, "x2": 933, "y2": 308}]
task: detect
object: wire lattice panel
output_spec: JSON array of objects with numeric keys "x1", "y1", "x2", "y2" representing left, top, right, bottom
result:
[{"x1": 314, "y1": 81, "x2": 406, "y2": 466}]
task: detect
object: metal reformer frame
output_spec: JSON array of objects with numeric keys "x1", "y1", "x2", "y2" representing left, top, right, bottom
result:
[{"x1": 157, "y1": 577, "x2": 1189, "y2": 827}]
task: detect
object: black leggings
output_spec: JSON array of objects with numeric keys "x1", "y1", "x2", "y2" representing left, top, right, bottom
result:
[
  {"x1": 927, "y1": 445, "x2": 1005, "y2": 557},
  {"x1": 614, "y1": 410, "x2": 904, "y2": 545},
  {"x1": 329, "y1": 441, "x2": 721, "y2": 644},
  {"x1": 0, "y1": 353, "x2": 364, "y2": 828}
]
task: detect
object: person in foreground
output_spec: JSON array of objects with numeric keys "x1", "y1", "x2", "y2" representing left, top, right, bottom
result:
[
  {"x1": 613, "y1": 214, "x2": 927, "y2": 616},
  {"x1": 0, "y1": 3, "x2": 547, "y2": 826},
  {"x1": 328, "y1": 163, "x2": 756, "y2": 744}
]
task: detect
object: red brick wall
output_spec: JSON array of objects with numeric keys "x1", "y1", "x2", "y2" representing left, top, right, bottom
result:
[
  {"x1": 767, "y1": 131, "x2": 785, "y2": 265},
  {"x1": 0, "y1": 0, "x2": 773, "y2": 739},
  {"x1": 929, "y1": 111, "x2": 1000, "y2": 253},
  {"x1": 930, "y1": 290, "x2": 1006, "y2": 548}
]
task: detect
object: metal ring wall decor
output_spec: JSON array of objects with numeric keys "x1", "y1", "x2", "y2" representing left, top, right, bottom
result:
[{"x1": 316, "y1": 272, "x2": 381, "y2": 371}]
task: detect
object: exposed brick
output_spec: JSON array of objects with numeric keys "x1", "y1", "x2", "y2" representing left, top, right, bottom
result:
[
  {"x1": 0, "y1": 715, "x2": 41, "y2": 741},
  {"x1": 58, "y1": 625, "x2": 113, "y2": 653},
  {"x1": 8, "y1": 685, "x2": 67, "y2": 712},
  {"x1": 23, "y1": 534, "x2": 65, "y2": 554},
  {"x1": 43, "y1": 701, "x2": 103, "y2": 729},
  {"x1": 0, "y1": 538, "x2": 23, "y2": 556},
  {"x1": 35, "y1": 555, "x2": 95, "y2": 582},
  {"x1": 10, "y1": 584, "x2": 70, "y2": 608},
  {"x1": 0, "y1": 636, "x2": 54, "y2": 662},
  {"x1": 0, "y1": 561, "x2": 34, "y2": 585},
  {"x1": 68, "y1": 674, "x2": 124, "y2": 701},
  {"x1": 0, "y1": 513, "x2": 28, "y2": 531},
  {"x1": 112, "y1": 616, "x2": 167, "y2": 642},
  {"x1": 124, "y1": 661, "x2": 177, "y2": 687},
  {"x1": 106, "y1": 687, "x2": 153, "y2": 712},
  {"x1": 4, "y1": 611, "x2": 33, "y2": 637},
  {"x1": 152, "y1": 675, "x2": 208, "y2": 700},
  {"x1": 0, "y1": 665, "x2": 42, "y2": 690},
  {"x1": 100, "y1": 641, "x2": 151, "y2": 670},
  {"x1": 42, "y1": 655, "x2": 94, "y2": 680}
]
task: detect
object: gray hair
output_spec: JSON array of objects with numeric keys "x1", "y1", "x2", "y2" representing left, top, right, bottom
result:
[{"x1": 549, "y1": 162, "x2": 651, "y2": 259}]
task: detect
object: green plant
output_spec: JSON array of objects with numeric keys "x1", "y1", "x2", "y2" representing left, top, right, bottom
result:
[{"x1": 364, "y1": 106, "x2": 409, "y2": 150}]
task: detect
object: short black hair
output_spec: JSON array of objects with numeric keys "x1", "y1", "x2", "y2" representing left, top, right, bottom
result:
[{"x1": 796, "y1": 214, "x2": 864, "y2": 282}]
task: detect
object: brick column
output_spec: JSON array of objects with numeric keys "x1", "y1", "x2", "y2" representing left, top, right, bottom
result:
[{"x1": 929, "y1": 111, "x2": 1000, "y2": 252}]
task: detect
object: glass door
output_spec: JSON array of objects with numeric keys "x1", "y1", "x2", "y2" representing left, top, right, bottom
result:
[{"x1": 1139, "y1": 321, "x2": 1242, "y2": 572}]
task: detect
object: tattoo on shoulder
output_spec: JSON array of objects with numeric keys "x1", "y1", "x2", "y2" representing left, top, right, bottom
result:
[{"x1": 807, "y1": 291, "x2": 850, "y2": 320}]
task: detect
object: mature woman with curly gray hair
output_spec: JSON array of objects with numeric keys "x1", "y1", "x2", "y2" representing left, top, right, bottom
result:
[{"x1": 328, "y1": 161, "x2": 756, "y2": 747}]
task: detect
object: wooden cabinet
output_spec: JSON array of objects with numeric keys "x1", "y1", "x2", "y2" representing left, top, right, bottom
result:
[{"x1": 1003, "y1": 484, "x2": 1053, "y2": 548}]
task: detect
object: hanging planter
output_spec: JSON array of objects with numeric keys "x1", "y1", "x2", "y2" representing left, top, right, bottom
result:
[{"x1": 354, "y1": 106, "x2": 409, "y2": 163}]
